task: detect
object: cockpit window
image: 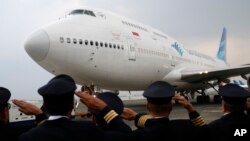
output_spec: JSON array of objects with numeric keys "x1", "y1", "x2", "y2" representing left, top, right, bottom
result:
[
  {"x1": 69, "y1": 9, "x2": 96, "y2": 17},
  {"x1": 69, "y1": 9, "x2": 84, "y2": 15},
  {"x1": 84, "y1": 10, "x2": 96, "y2": 17}
]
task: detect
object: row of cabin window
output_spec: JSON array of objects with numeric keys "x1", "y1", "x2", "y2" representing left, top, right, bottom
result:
[
  {"x1": 138, "y1": 48, "x2": 169, "y2": 58},
  {"x1": 153, "y1": 32, "x2": 168, "y2": 39},
  {"x1": 122, "y1": 21, "x2": 148, "y2": 32},
  {"x1": 59, "y1": 37, "x2": 125, "y2": 50}
]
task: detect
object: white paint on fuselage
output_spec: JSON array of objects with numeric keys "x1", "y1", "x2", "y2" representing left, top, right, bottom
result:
[{"x1": 29, "y1": 8, "x2": 228, "y2": 91}]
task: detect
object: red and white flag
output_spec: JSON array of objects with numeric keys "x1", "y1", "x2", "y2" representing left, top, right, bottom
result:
[{"x1": 132, "y1": 31, "x2": 140, "y2": 37}]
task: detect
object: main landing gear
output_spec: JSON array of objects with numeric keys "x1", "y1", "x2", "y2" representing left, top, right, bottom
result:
[{"x1": 196, "y1": 89, "x2": 210, "y2": 104}]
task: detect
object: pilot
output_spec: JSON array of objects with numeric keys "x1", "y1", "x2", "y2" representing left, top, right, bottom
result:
[
  {"x1": 83, "y1": 85, "x2": 94, "y2": 95},
  {"x1": 0, "y1": 87, "x2": 12, "y2": 141},
  {"x1": 0, "y1": 87, "x2": 44, "y2": 141},
  {"x1": 88, "y1": 92, "x2": 128, "y2": 130},
  {"x1": 207, "y1": 83, "x2": 250, "y2": 140},
  {"x1": 74, "y1": 85, "x2": 95, "y2": 118},
  {"x1": 121, "y1": 81, "x2": 205, "y2": 141},
  {"x1": 19, "y1": 74, "x2": 131, "y2": 141},
  {"x1": 0, "y1": 87, "x2": 11, "y2": 124},
  {"x1": 81, "y1": 85, "x2": 94, "y2": 94}
]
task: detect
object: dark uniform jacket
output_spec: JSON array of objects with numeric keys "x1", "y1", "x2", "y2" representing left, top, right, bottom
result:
[
  {"x1": 0, "y1": 120, "x2": 15, "y2": 141},
  {"x1": 133, "y1": 117, "x2": 202, "y2": 141},
  {"x1": 19, "y1": 118, "x2": 106, "y2": 141},
  {"x1": 128, "y1": 111, "x2": 207, "y2": 141},
  {"x1": 19, "y1": 108, "x2": 131, "y2": 141},
  {"x1": 1, "y1": 120, "x2": 36, "y2": 141},
  {"x1": 133, "y1": 117, "x2": 173, "y2": 140},
  {"x1": 208, "y1": 111, "x2": 250, "y2": 141}
]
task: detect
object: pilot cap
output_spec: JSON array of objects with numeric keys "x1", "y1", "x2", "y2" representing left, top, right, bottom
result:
[
  {"x1": 0, "y1": 87, "x2": 11, "y2": 105},
  {"x1": 38, "y1": 74, "x2": 76, "y2": 97},
  {"x1": 89, "y1": 92, "x2": 124, "y2": 116},
  {"x1": 219, "y1": 83, "x2": 250, "y2": 105},
  {"x1": 143, "y1": 81, "x2": 175, "y2": 105}
]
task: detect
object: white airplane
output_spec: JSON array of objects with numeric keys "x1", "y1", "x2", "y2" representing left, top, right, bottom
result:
[
  {"x1": 200, "y1": 77, "x2": 249, "y2": 103},
  {"x1": 232, "y1": 79, "x2": 248, "y2": 88},
  {"x1": 24, "y1": 8, "x2": 250, "y2": 103}
]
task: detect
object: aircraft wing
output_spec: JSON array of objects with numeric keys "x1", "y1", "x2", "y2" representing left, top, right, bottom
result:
[{"x1": 181, "y1": 65, "x2": 250, "y2": 83}]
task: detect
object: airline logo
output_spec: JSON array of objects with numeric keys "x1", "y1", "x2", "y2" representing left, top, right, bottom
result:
[
  {"x1": 233, "y1": 80, "x2": 246, "y2": 86},
  {"x1": 217, "y1": 28, "x2": 226, "y2": 61},
  {"x1": 217, "y1": 40, "x2": 225, "y2": 60},
  {"x1": 172, "y1": 42, "x2": 184, "y2": 56}
]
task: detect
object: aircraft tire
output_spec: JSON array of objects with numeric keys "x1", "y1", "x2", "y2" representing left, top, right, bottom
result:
[
  {"x1": 197, "y1": 95, "x2": 210, "y2": 104},
  {"x1": 213, "y1": 95, "x2": 221, "y2": 103}
]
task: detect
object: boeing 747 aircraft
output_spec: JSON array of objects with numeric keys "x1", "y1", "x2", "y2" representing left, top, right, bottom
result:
[{"x1": 24, "y1": 8, "x2": 250, "y2": 103}]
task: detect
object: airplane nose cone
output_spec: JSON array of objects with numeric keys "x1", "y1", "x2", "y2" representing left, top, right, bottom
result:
[{"x1": 24, "y1": 29, "x2": 50, "y2": 62}]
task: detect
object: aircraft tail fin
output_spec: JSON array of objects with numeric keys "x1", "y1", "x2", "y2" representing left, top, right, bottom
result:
[{"x1": 216, "y1": 27, "x2": 227, "y2": 62}]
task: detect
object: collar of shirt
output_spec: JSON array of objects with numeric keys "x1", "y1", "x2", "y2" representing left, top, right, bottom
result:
[{"x1": 48, "y1": 115, "x2": 69, "y2": 120}]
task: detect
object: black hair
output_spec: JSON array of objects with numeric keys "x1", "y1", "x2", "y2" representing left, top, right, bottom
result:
[
  {"x1": 223, "y1": 100, "x2": 245, "y2": 112},
  {"x1": 147, "y1": 102, "x2": 172, "y2": 115},
  {"x1": 43, "y1": 93, "x2": 74, "y2": 115},
  {"x1": 0, "y1": 103, "x2": 8, "y2": 112}
]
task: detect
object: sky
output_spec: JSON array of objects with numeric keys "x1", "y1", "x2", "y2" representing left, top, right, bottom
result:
[{"x1": 0, "y1": 0, "x2": 250, "y2": 100}]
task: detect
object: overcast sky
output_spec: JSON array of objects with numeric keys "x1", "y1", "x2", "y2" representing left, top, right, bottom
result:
[{"x1": 0, "y1": 0, "x2": 249, "y2": 100}]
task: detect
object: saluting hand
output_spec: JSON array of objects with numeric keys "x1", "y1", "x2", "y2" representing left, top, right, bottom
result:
[
  {"x1": 173, "y1": 96, "x2": 195, "y2": 112},
  {"x1": 121, "y1": 107, "x2": 138, "y2": 120},
  {"x1": 75, "y1": 91, "x2": 107, "y2": 110},
  {"x1": 12, "y1": 99, "x2": 43, "y2": 115}
]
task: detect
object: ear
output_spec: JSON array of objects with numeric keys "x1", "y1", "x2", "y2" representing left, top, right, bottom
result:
[
  {"x1": 167, "y1": 103, "x2": 173, "y2": 112},
  {"x1": 146, "y1": 102, "x2": 149, "y2": 110},
  {"x1": 0, "y1": 107, "x2": 9, "y2": 124},
  {"x1": 146, "y1": 102, "x2": 151, "y2": 112},
  {"x1": 221, "y1": 100, "x2": 227, "y2": 113},
  {"x1": 71, "y1": 99, "x2": 74, "y2": 108},
  {"x1": 0, "y1": 110, "x2": 4, "y2": 119},
  {"x1": 92, "y1": 115, "x2": 97, "y2": 123}
]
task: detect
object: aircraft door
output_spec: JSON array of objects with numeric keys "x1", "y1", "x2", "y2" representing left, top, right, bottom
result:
[
  {"x1": 171, "y1": 56, "x2": 176, "y2": 67},
  {"x1": 127, "y1": 38, "x2": 136, "y2": 61},
  {"x1": 169, "y1": 47, "x2": 176, "y2": 67}
]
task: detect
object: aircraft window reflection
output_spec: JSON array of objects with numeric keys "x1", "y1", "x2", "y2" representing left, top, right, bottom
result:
[
  {"x1": 84, "y1": 10, "x2": 96, "y2": 17},
  {"x1": 69, "y1": 9, "x2": 84, "y2": 15},
  {"x1": 69, "y1": 9, "x2": 96, "y2": 17},
  {"x1": 90, "y1": 41, "x2": 93, "y2": 46},
  {"x1": 60, "y1": 37, "x2": 64, "y2": 43},
  {"x1": 67, "y1": 38, "x2": 71, "y2": 43},
  {"x1": 58, "y1": 37, "x2": 125, "y2": 51},
  {"x1": 73, "y1": 38, "x2": 77, "y2": 44},
  {"x1": 79, "y1": 39, "x2": 83, "y2": 45},
  {"x1": 85, "y1": 40, "x2": 88, "y2": 45}
]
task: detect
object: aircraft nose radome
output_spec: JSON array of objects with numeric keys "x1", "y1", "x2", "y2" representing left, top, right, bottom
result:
[{"x1": 24, "y1": 29, "x2": 50, "y2": 62}]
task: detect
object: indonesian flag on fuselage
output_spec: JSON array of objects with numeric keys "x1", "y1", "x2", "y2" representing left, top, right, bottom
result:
[{"x1": 132, "y1": 31, "x2": 140, "y2": 37}]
